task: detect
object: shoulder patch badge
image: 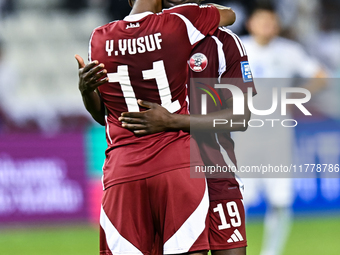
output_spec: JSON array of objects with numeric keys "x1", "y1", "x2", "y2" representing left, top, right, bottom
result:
[
  {"x1": 189, "y1": 53, "x2": 208, "y2": 72},
  {"x1": 241, "y1": 61, "x2": 253, "y2": 83}
]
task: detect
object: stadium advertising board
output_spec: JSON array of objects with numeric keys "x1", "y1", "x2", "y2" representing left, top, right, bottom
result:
[{"x1": 0, "y1": 132, "x2": 88, "y2": 224}]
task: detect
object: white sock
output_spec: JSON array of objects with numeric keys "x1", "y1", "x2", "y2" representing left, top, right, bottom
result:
[{"x1": 260, "y1": 206, "x2": 292, "y2": 255}]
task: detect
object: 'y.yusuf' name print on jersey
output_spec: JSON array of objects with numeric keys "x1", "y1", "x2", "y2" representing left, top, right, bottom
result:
[{"x1": 106, "y1": 33, "x2": 162, "y2": 56}]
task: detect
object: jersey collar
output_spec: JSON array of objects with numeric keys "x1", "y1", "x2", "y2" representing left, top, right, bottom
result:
[{"x1": 123, "y1": 12, "x2": 154, "y2": 22}]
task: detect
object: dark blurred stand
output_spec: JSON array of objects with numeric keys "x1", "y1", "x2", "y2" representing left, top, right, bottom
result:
[
  {"x1": 0, "y1": 0, "x2": 15, "y2": 18},
  {"x1": 60, "y1": 0, "x2": 89, "y2": 12},
  {"x1": 106, "y1": 0, "x2": 131, "y2": 21}
]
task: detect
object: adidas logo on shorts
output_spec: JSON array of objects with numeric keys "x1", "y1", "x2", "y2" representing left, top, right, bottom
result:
[{"x1": 227, "y1": 229, "x2": 244, "y2": 243}]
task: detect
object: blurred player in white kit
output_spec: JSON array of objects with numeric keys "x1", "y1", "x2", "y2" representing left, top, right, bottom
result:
[{"x1": 232, "y1": 3, "x2": 327, "y2": 255}]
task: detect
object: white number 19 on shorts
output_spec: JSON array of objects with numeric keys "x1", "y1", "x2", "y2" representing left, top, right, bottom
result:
[{"x1": 213, "y1": 201, "x2": 241, "y2": 230}]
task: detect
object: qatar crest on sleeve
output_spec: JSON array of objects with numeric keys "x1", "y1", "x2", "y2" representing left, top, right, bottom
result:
[{"x1": 189, "y1": 53, "x2": 208, "y2": 72}]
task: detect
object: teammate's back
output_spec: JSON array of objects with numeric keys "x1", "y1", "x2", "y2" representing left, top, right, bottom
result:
[
  {"x1": 89, "y1": 4, "x2": 220, "y2": 188},
  {"x1": 90, "y1": 4, "x2": 219, "y2": 141}
]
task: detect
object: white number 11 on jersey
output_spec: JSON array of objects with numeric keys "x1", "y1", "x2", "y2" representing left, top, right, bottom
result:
[{"x1": 107, "y1": 60, "x2": 181, "y2": 113}]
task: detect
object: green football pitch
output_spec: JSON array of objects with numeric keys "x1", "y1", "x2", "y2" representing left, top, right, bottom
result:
[{"x1": 0, "y1": 216, "x2": 339, "y2": 255}]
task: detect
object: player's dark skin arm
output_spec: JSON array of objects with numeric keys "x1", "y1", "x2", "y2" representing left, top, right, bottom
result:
[
  {"x1": 75, "y1": 55, "x2": 107, "y2": 126},
  {"x1": 130, "y1": 0, "x2": 237, "y2": 24},
  {"x1": 163, "y1": 0, "x2": 236, "y2": 27},
  {"x1": 118, "y1": 95, "x2": 251, "y2": 135},
  {"x1": 209, "y1": 3, "x2": 236, "y2": 26}
]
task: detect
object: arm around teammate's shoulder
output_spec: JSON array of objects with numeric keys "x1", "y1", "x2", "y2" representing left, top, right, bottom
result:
[{"x1": 207, "y1": 3, "x2": 236, "y2": 27}]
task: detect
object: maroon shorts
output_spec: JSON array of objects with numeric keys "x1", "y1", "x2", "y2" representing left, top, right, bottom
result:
[
  {"x1": 100, "y1": 168, "x2": 210, "y2": 255},
  {"x1": 209, "y1": 199, "x2": 247, "y2": 250}
]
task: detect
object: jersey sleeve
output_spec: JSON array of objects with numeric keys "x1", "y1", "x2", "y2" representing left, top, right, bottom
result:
[
  {"x1": 217, "y1": 28, "x2": 256, "y2": 101},
  {"x1": 88, "y1": 28, "x2": 97, "y2": 62},
  {"x1": 164, "y1": 4, "x2": 220, "y2": 47}
]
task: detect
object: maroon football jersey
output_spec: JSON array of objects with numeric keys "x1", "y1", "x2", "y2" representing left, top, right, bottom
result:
[
  {"x1": 188, "y1": 27, "x2": 256, "y2": 201},
  {"x1": 89, "y1": 4, "x2": 220, "y2": 188}
]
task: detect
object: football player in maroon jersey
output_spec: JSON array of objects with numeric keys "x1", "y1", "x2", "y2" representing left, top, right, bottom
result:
[
  {"x1": 76, "y1": 0, "x2": 238, "y2": 255},
  {"x1": 115, "y1": 1, "x2": 256, "y2": 255}
]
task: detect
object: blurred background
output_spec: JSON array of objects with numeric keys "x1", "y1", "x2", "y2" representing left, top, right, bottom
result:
[{"x1": 0, "y1": 0, "x2": 339, "y2": 254}]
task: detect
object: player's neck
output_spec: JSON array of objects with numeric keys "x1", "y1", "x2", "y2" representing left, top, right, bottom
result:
[{"x1": 130, "y1": 0, "x2": 162, "y2": 15}]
